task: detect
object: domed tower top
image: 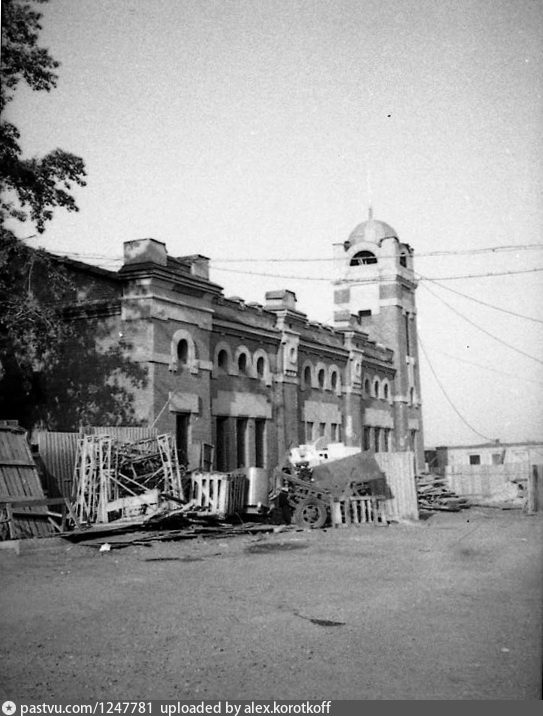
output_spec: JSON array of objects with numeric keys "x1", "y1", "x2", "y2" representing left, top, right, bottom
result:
[{"x1": 344, "y1": 207, "x2": 398, "y2": 250}]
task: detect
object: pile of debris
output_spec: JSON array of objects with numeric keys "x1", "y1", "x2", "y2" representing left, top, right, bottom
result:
[
  {"x1": 416, "y1": 474, "x2": 470, "y2": 512},
  {"x1": 72, "y1": 433, "x2": 184, "y2": 526}
]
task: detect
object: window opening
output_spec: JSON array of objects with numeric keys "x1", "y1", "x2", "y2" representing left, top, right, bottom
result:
[
  {"x1": 363, "y1": 426, "x2": 371, "y2": 451},
  {"x1": 238, "y1": 352, "x2": 247, "y2": 374},
  {"x1": 318, "y1": 369, "x2": 325, "y2": 388},
  {"x1": 236, "y1": 418, "x2": 248, "y2": 468},
  {"x1": 215, "y1": 417, "x2": 229, "y2": 471},
  {"x1": 374, "y1": 427, "x2": 381, "y2": 453},
  {"x1": 177, "y1": 339, "x2": 188, "y2": 364},
  {"x1": 303, "y1": 365, "x2": 311, "y2": 388},
  {"x1": 175, "y1": 413, "x2": 190, "y2": 467},
  {"x1": 255, "y1": 419, "x2": 266, "y2": 468},
  {"x1": 217, "y1": 349, "x2": 228, "y2": 372},
  {"x1": 405, "y1": 314, "x2": 411, "y2": 356},
  {"x1": 469, "y1": 454, "x2": 481, "y2": 465},
  {"x1": 350, "y1": 250, "x2": 377, "y2": 266},
  {"x1": 256, "y1": 356, "x2": 265, "y2": 377}
]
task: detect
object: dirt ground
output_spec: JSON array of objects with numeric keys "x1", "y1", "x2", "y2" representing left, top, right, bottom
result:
[{"x1": 1, "y1": 507, "x2": 542, "y2": 701}]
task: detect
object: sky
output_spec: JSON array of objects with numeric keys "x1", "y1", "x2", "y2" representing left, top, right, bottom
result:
[{"x1": 5, "y1": 0, "x2": 543, "y2": 447}]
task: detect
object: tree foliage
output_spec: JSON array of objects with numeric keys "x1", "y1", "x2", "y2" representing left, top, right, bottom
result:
[
  {"x1": 0, "y1": 0, "x2": 87, "y2": 427},
  {"x1": 1, "y1": 0, "x2": 86, "y2": 232}
]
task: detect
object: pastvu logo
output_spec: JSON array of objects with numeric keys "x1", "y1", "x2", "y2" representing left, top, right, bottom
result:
[{"x1": 2, "y1": 702, "x2": 16, "y2": 716}]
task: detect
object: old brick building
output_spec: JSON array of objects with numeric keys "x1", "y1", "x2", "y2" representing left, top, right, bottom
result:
[{"x1": 48, "y1": 212, "x2": 424, "y2": 471}]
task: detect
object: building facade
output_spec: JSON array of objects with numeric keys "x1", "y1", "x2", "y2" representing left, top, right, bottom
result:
[{"x1": 50, "y1": 213, "x2": 425, "y2": 472}]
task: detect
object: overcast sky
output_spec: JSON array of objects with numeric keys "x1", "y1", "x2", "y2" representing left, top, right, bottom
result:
[{"x1": 6, "y1": 0, "x2": 543, "y2": 447}]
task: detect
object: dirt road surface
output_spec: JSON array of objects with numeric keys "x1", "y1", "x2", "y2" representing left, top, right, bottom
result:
[{"x1": 1, "y1": 508, "x2": 542, "y2": 701}]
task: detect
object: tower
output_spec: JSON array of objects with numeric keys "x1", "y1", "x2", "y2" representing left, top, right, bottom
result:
[{"x1": 332, "y1": 210, "x2": 424, "y2": 470}]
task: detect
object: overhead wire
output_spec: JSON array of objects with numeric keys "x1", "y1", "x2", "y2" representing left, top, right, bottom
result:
[
  {"x1": 211, "y1": 242, "x2": 543, "y2": 263},
  {"x1": 418, "y1": 335, "x2": 495, "y2": 442},
  {"x1": 420, "y1": 282, "x2": 543, "y2": 366},
  {"x1": 426, "y1": 345, "x2": 543, "y2": 387},
  {"x1": 417, "y1": 274, "x2": 543, "y2": 324}
]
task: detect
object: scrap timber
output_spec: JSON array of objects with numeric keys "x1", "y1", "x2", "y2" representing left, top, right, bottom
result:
[
  {"x1": 416, "y1": 474, "x2": 470, "y2": 512},
  {"x1": 71, "y1": 433, "x2": 184, "y2": 526}
]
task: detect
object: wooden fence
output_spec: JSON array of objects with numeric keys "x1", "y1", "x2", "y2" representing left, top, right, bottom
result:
[
  {"x1": 374, "y1": 451, "x2": 419, "y2": 521},
  {"x1": 35, "y1": 427, "x2": 159, "y2": 499},
  {"x1": 446, "y1": 462, "x2": 529, "y2": 500}
]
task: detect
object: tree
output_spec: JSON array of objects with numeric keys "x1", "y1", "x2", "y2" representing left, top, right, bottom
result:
[{"x1": 0, "y1": 0, "x2": 87, "y2": 427}]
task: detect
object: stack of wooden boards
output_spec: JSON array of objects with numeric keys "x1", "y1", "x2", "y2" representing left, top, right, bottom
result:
[{"x1": 416, "y1": 474, "x2": 470, "y2": 512}]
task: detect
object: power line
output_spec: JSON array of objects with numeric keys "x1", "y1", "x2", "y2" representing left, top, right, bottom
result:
[
  {"x1": 37, "y1": 241, "x2": 543, "y2": 264},
  {"x1": 419, "y1": 275, "x2": 543, "y2": 324},
  {"x1": 418, "y1": 335, "x2": 495, "y2": 442},
  {"x1": 211, "y1": 242, "x2": 543, "y2": 263},
  {"x1": 419, "y1": 267, "x2": 543, "y2": 281},
  {"x1": 420, "y1": 282, "x2": 543, "y2": 366},
  {"x1": 427, "y1": 345, "x2": 543, "y2": 387},
  {"x1": 211, "y1": 264, "x2": 543, "y2": 282}
]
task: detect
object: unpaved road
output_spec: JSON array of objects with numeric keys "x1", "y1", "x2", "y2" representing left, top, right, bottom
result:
[{"x1": 1, "y1": 508, "x2": 542, "y2": 701}]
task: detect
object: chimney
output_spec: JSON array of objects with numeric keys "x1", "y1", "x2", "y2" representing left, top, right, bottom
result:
[
  {"x1": 265, "y1": 289, "x2": 297, "y2": 311},
  {"x1": 124, "y1": 239, "x2": 167, "y2": 267}
]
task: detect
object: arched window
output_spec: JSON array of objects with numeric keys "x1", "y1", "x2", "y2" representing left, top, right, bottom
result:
[
  {"x1": 373, "y1": 379, "x2": 380, "y2": 398},
  {"x1": 256, "y1": 356, "x2": 265, "y2": 377},
  {"x1": 177, "y1": 339, "x2": 188, "y2": 364},
  {"x1": 303, "y1": 365, "x2": 312, "y2": 388},
  {"x1": 238, "y1": 352, "x2": 247, "y2": 374},
  {"x1": 318, "y1": 368, "x2": 325, "y2": 389},
  {"x1": 410, "y1": 387, "x2": 415, "y2": 405},
  {"x1": 364, "y1": 378, "x2": 370, "y2": 396},
  {"x1": 218, "y1": 349, "x2": 229, "y2": 372},
  {"x1": 331, "y1": 371, "x2": 338, "y2": 390},
  {"x1": 400, "y1": 254, "x2": 407, "y2": 268},
  {"x1": 383, "y1": 382, "x2": 389, "y2": 400},
  {"x1": 350, "y1": 250, "x2": 377, "y2": 267}
]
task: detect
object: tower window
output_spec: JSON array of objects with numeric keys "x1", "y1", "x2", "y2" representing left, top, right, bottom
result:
[
  {"x1": 400, "y1": 254, "x2": 407, "y2": 268},
  {"x1": 303, "y1": 365, "x2": 312, "y2": 388},
  {"x1": 256, "y1": 356, "x2": 265, "y2": 377},
  {"x1": 318, "y1": 368, "x2": 325, "y2": 388},
  {"x1": 364, "y1": 378, "x2": 370, "y2": 396},
  {"x1": 330, "y1": 371, "x2": 338, "y2": 390},
  {"x1": 373, "y1": 379, "x2": 380, "y2": 398},
  {"x1": 350, "y1": 250, "x2": 377, "y2": 267}
]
